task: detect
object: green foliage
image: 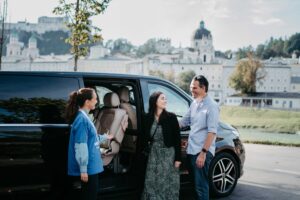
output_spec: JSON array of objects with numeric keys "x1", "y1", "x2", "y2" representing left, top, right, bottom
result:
[
  {"x1": 176, "y1": 70, "x2": 196, "y2": 93},
  {"x1": 232, "y1": 33, "x2": 300, "y2": 59},
  {"x1": 53, "y1": 0, "x2": 111, "y2": 70},
  {"x1": 229, "y1": 54, "x2": 266, "y2": 94},
  {"x1": 236, "y1": 46, "x2": 254, "y2": 60},
  {"x1": 105, "y1": 38, "x2": 134, "y2": 55},
  {"x1": 136, "y1": 38, "x2": 157, "y2": 57},
  {"x1": 285, "y1": 33, "x2": 300, "y2": 53},
  {"x1": 4, "y1": 30, "x2": 70, "y2": 55},
  {"x1": 38, "y1": 31, "x2": 71, "y2": 55}
]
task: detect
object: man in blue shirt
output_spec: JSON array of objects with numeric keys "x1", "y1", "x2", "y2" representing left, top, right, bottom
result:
[{"x1": 179, "y1": 75, "x2": 219, "y2": 200}]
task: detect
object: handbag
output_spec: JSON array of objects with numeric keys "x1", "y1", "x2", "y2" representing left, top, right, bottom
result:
[{"x1": 142, "y1": 124, "x2": 159, "y2": 156}]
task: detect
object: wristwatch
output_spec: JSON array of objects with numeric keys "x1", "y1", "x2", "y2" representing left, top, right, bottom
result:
[{"x1": 201, "y1": 148, "x2": 208, "y2": 153}]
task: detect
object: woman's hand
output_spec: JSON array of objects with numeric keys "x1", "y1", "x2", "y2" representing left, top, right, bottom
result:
[
  {"x1": 174, "y1": 161, "x2": 181, "y2": 169},
  {"x1": 80, "y1": 173, "x2": 88, "y2": 182},
  {"x1": 105, "y1": 131, "x2": 114, "y2": 140}
]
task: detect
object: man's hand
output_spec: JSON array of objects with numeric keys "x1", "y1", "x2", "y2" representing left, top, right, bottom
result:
[
  {"x1": 81, "y1": 173, "x2": 88, "y2": 182},
  {"x1": 174, "y1": 161, "x2": 181, "y2": 169},
  {"x1": 196, "y1": 152, "x2": 206, "y2": 168}
]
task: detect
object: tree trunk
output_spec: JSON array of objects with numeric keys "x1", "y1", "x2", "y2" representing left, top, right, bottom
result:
[
  {"x1": 74, "y1": 54, "x2": 78, "y2": 71},
  {"x1": 73, "y1": 0, "x2": 80, "y2": 72}
]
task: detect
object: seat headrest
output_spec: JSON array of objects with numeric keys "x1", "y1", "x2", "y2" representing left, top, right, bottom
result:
[
  {"x1": 118, "y1": 87, "x2": 130, "y2": 103},
  {"x1": 103, "y1": 92, "x2": 120, "y2": 107}
]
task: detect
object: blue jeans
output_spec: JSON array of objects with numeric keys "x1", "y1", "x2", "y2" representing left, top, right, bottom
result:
[{"x1": 188, "y1": 152, "x2": 213, "y2": 200}]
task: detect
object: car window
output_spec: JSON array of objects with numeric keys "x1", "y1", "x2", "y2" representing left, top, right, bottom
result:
[
  {"x1": 147, "y1": 83, "x2": 189, "y2": 118},
  {"x1": 0, "y1": 75, "x2": 79, "y2": 124},
  {"x1": 95, "y1": 86, "x2": 112, "y2": 109}
]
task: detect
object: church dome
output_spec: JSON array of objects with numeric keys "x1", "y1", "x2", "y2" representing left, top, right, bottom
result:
[{"x1": 193, "y1": 21, "x2": 211, "y2": 40}]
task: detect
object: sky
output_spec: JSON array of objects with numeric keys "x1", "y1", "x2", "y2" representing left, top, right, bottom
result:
[{"x1": 6, "y1": 0, "x2": 300, "y2": 51}]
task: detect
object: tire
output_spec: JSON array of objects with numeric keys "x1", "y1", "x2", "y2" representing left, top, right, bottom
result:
[{"x1": 209, "y1": 152, "x2": 239, "y2": 197}]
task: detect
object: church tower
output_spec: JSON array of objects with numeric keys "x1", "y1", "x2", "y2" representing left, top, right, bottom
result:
[
  {"x1": 192, "y1": 21, "x2": 215, "y2": 63},
  {"x1": 25, "y1": 35, "x2": 39, "y2": 58},
  {"x1": 6, "y1": 32, "x2": 23, "y2": 57}
]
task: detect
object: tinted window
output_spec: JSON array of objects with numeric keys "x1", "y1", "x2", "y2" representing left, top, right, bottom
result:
[
  {"x1": 148, "y1": 83, "x2": 189, "y2": 117},
  {"x1": 0, "y1": 75, "x2": 79, "y2": 123}
]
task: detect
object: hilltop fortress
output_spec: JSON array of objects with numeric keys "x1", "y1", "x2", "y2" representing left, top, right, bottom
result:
[{"x1": 6, "y1": 16, "x2": 68, "y2": 34}]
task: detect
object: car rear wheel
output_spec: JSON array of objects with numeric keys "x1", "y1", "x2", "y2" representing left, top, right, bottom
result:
[{"x1": 209, "y1": 152, "x2": 239, "y2": 197}]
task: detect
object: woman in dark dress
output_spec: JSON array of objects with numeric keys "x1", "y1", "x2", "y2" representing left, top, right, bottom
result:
[{"x1": 142, "y1": 91, "x2": 182, "y2": 200}]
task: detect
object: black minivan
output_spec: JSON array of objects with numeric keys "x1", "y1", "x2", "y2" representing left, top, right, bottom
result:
[{"x1": 0, "y1": 72, "x2": 245, "y2": 200}]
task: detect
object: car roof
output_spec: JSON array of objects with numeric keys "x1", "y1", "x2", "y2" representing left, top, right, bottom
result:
[{"x1": 0, "y1": 71, "x2": 160, "y2": 81}]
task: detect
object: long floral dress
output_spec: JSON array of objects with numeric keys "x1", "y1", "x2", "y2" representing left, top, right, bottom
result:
[{"x1": 142, "y1": 120, "x2": 180, "y2": 200}]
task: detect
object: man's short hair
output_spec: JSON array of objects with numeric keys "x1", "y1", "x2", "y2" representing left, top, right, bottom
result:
[{"x1": 193, "y1": 75, "x2": 209, "y2": 92}]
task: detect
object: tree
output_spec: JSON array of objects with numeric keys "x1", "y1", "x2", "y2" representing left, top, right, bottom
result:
[
  {"x1": 235, "y1": 45, "x2": 254, "y2": 60},
  {"x1": 107, "y1": 38, "x2": 134, "y2": 55},
  {"x1": 224, "y1": 50, "x2": 233, "y2": 59},
  {"x1": 229, "y1": 53, "x2": 266, "y2": 94},
  {"x1": 282, "y1": 33, "x2": 300, "y2": 55},
  {"x1": 53, "y1": 0, "x2": 110, "y2": 71},
  {"x1": 176, "y1": 70, "x2": 196, "y2": 93},
  {"x1": 136, "y1": 38, "x2": 157, "y2": 57},
  {"x1": 38, "y1": 31, "x2": 71, "y2": 55},
  {"x1": 255, "y1": 44, "x2": 265, "y2": 58}
]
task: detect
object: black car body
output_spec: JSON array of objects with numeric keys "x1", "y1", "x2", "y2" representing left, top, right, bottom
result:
[{"x1": 0, "y1": 71, "x2": 245, "y2": 199}]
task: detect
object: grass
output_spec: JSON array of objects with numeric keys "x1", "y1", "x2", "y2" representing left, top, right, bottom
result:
[
  {"x1": 238, "y1": 129, "x2": 300, "y2": 147},
  {"x1": 220, "y1": 106, "x2": 300, "y2": 134}
]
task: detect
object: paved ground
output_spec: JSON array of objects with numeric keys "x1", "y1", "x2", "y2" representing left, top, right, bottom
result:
[{"x1": 213, "y1": 143, "x2": 300, "y2": 200}]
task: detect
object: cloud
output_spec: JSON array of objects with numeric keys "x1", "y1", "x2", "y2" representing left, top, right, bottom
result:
[
  {"x1": 202, "y1": 0, "x2": 230, "y2": 19},
  {"x1": 252, "y1": 17, "x2": 283, "y2": 25},
  {"x1": 251, "y1": 0, "x2": 283, "y2": 25},
  {"x1": 188, "y1": 0, "x2": 200, "y2": 6}
]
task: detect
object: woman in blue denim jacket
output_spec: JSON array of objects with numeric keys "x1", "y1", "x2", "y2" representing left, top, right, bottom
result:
[{"x1": 66, "y1": 88, "x2": 112, "y2": 200}]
